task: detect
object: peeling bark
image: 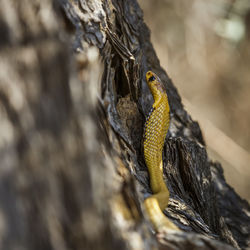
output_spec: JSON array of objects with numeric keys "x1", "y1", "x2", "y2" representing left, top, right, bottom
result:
[{"x1": 0, "y1": 0, "x2": 249, "y2": 249}]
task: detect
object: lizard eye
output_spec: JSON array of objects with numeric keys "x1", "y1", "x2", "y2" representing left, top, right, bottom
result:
[{"x1": 148, "y1": 75, "x2": 156, "y2": 82}]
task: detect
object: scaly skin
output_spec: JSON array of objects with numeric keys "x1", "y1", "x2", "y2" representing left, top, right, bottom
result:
[{"x1": 143, "y1": 71, "x2": 178, "y2": 231}]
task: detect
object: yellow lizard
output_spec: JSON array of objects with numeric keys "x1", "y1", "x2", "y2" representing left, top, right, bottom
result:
[{"x1": 143, "y1": 71, "x2": 179, "y2": 231}]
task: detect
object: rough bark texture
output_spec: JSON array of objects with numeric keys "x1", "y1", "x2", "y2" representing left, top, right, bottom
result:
[{"x1": 0, "y1": 0, "x2": 249, "y2": 249}]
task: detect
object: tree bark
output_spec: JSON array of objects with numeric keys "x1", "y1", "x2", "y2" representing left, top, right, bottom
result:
[{"x1": 0, "y1": 0, "x2": 249, "y2": 249}]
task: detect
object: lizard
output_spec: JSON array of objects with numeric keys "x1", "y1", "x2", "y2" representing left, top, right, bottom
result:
[{"x1": 143, "y1": 70, "x2": 179, "y2": 231}]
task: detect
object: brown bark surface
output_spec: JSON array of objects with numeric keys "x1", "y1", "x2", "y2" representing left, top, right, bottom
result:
[{"x1": 0, "y1": 0, "x2": 249, "y2": 249}]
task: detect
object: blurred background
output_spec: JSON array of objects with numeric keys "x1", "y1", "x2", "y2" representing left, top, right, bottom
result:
[{"x1": 138, "y1": 0, "x2": 250, "y2": 201}]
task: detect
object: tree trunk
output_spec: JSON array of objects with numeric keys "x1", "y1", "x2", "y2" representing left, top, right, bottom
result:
[{"x1": 0, "y1": 0, "x2": 249, "y2": 249}]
